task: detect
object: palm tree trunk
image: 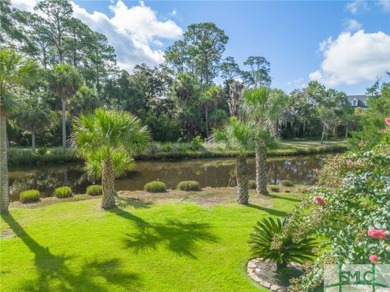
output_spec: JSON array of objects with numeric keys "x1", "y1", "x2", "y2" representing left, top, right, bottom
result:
[
  {"x1": 0, "y1": 109, "x2": 9, "y2": 213},
  {"x1": 101, "y1": 158, "x2": 116, "y2": 209},
  {"x1": 205, "y1": 107, "x2": 209, "y2": 138},
  {"x1": 61, "y1": 97, "x2": 67, "y2": 149},
  {"x1": 32, "y1": 128, "x2": 36, "y2": 151},
  {"x1": 320, "y1": 124, "x2": 326, "y2": 145},
  {"x1": 235, "y1": 155, "x2": 249, "y2": 205},
  {"x1": 256, "y1": 141, "x2": 269, "y2": 195},
  {"x1": 345, "y1": 126, "x2": 349, "y2": 138}
]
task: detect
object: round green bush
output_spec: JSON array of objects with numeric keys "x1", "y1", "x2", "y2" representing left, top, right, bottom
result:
[
  {"x1": 20, "y1": 189, "x2": 40, "y2": 203},
  {"x1": 144, "y1": 181, "x2": 167, "y2": 193},
  {"x1": 248, "y1": 180, "x2": 256, "y2": 189},
  {"x1": 54, "y1": 186, "x2": 72, "y2": 198},
  {"x1": 86, "y1": 185, "x2": 102, "y2": 196},
  {"x1": 280, "y1": 180, "x2": 295, "y2": 187},
  {"x1": 176, "y1": 181, "x2": 201, "y2": 191},
  {"x1": 270, "y1": 186, "x2": 280, "y2": 192}
]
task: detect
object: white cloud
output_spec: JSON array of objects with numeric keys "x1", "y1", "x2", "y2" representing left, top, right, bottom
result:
[
  {"x1": 11, "y1": 0, "x2": 183, "y2": 72},
  {"x1": 310, "y1": 30, "x2": 390, "y2": 87},
  {"x1": 346, "y1": 0, "x2": 369, "y2": 14},
  {"x1": 10, "y1": 0, "x2": 36, "y2": 12},
  {"x1": 171, "y1": 9, "x2": 177, "y2": 16},
  {"x1": 287, "y1": 77, "x2": 306, "y2": 89},
  {"x1": 377, "y1": 0, "x2": 390, "y2": 12},
  {"x1": 73, "y1": 1, "x2": 183, "y2": 71},
  {"x1": 343, "y1": 19, "x2": 362, "y2": 32}
]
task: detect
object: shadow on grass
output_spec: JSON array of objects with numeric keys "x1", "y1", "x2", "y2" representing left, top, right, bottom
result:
[
  {"x1": 110, "y1": 207, "x2": 218, "y2": 259},
  {"x1": 117, "y1": 197, "x2": 153, "y2": 209},
  {"x1": 1, "y1": 213, "x2": 141, "y2": 291},
  {"x1": 246, "y1": 204, "x2": 288, "y2": 217},
  {"x1": 267, "y1": 193, "x2": 302, "y2": 203}
]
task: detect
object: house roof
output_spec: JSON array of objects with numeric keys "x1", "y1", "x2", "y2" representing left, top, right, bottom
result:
[{"x1": 347, "y1": 95, "x2": 368, "y2": 107}]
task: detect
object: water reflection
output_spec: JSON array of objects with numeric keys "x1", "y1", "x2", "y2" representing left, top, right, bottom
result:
[{"x1": 9, "y1": 156, "x2": 325, "y2": 201}]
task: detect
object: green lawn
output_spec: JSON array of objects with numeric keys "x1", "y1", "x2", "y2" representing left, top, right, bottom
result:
[{"x1": 0, "y1": 191, "x2": 301, "y2": 291}]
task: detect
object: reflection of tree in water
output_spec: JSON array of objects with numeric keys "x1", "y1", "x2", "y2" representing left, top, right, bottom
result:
[
  {"x1": 267, "y1": 157, "x2": 324, "y2": 185},
  {"x1": 9, "y1": 167, "x2": 89, "y2": 201}
]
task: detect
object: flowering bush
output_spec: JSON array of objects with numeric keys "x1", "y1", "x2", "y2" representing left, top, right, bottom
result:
[{"x1": 284, "y1": 121, "x2": 390, "y2": 291}]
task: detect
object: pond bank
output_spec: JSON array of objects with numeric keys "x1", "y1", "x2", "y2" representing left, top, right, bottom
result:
[{"x1": 8, "y1": 140, "x2": 347, "y2": 166}]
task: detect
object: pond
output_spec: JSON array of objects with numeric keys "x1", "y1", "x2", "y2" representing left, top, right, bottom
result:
[{"x1": 9, "y1": 155, "x2": 326, "y2": 201}]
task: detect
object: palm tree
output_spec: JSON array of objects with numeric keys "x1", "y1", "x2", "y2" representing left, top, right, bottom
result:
[
  {"x1": 0, "y1": 48, "x2": 37, "y2": 214},
  {"x1": 48, "y1": 62, "x2": 82, "y2": 149},
  {"x1": 199, "y1": 86, "x2": 223, "y2": 138},
  {"x1": 213, "y1": 117, "x2": 254, "y2": 204},
  {"x1": 17, "y1": 95, "x2": 50, "y2": 150},
  {"x1": 243, "y1": 87, "x2": 286, "y2": 195},
  {"x1": 72, "y1": 108, "x2": 151, "y2": 209}
]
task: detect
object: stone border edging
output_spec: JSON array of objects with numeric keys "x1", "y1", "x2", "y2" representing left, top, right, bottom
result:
[{"x1": 247, "y1": 258, "x2": 294, "y2": 292}]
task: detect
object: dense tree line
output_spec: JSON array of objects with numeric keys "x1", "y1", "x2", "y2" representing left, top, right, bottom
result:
[{"x1": 1, "y1": 0, "x2": 370, "y2": 151}]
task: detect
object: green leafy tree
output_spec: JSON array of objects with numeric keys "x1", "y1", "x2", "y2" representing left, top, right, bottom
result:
[
  {"x1": 165, "y1": 22, "x2": 228, "y2": 85},
  {"x1": 0, "y1": 49, "x2": 37, "y2": 213},
  {"x1": 243, "y1": 87, "x2": 286, "y2": 195},
  {"x1": 241, "y1": 56, "x2": 271, "y2": 88},
  {"x1": 213, "y1": 117, "x2": 255, "y2": 204},
  {"x1": 17, "y1": 95, "x2": 51, "y2": 150},
  {"x1": 48, "y1": 62, "x2": 82, "y2": 149},
  {"x1": 350, "y1": 80, "x2": 390, "y2": 150},
  {"x1": 34, "y1": 0, "x2": 73, "y2": 63},
  {"x1": 72, "y1": 108, "x2": 151, "y2": 209}
]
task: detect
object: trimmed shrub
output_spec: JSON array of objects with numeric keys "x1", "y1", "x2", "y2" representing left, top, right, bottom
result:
[
  {"x1": 270, "y1": 186, "x2": 280, "y2": 192},
  {"x1": 285, "y1": 189, "x2": 291, "y2": 193},
  {"x1": 248, "y1": 180, "x2": 256, "y2": 189},
  {"x1": 144, "y1": 181, "x2": 167, "y2": 193},
  {"x1": 86, "y1": 185, "x2": 102, "y2": 196},
  {"x1": 55, "y1": 186, "x2": 72, "y2": 198},
  {"x1": 177, "y1": 181, "x2": 201, "y2": 191},
  {"x1": 20, "y1": 189, "x2": 40, "y2": 203},
  {"x1": 281, "y1": 180, "x2": 295, "y2": 187}
]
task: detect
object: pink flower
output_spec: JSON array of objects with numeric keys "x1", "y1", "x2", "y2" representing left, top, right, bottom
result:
[
  {"x1": 346, "y1": 159, "x2": 353, "y2": 167},
  {"x1": 367, "y1": 229, "x2": 387, "y2": 240},
  {"x1": 315, "y1": 196, "x2": 326, "y2": 206},
  {"x1": 369, "y1": 254, "x2": 379, "y2": 264},
  {"x1": 385, "y1": 117, "x2": 390, "y2": 126}
]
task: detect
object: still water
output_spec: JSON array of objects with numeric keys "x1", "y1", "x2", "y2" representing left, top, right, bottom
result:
[{"x1": 9, "y1": 156, "x2": 325, "y2": 201}]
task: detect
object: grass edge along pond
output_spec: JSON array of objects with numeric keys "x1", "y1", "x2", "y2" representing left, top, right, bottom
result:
[
  {"x1": 8, "y1": 139, "x2": 347, "y2": 166},
  {"x1": 0, "y1": 189, "x2": 302, "y2": 292}
]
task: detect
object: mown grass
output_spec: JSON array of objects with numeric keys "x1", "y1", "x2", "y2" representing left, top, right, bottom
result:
[{"x1": 0, "y1": 191, "x2": 301, "y2": 291}]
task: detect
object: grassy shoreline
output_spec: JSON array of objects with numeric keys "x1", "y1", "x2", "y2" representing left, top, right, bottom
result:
[
  {"x1": 1, "y1": 188, "x2": 302, "y2": 291},
  {"x1": 8, "y1": 139, "x2": 347, "y2": 166}
]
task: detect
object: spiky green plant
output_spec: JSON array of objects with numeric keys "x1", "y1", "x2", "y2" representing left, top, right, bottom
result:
[{"x1": 248, "y1": 217, "x2": 316, "y2": 271}]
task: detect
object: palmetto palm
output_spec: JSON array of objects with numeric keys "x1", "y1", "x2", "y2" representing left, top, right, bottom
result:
[
  {"x1": 248, "y1": 217, "x2": 316, "y2": 271},
  {"x1": 72, "y1": 108, "x2": 151, "y2": 209},
  {"x1": 243, "y1": 87, "x2": 286, "y2": 195},
  {"x1": 17, "y1": 95, "x2": 50, "y2": 150},
  {"x1": 213, "y1": 117, "x2": 255, "y2": 204},
  {"x1": 0, "y1": 48, "x2": 37, "y2": 213},
  {"x1": 48, "y1": 62, "x2": 82, "y2": 149}
]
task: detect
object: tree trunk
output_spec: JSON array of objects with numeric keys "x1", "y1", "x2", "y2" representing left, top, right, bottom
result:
[
  {"x1": 0, "y1": 109, "x2": 9, "y2": 213},
  {"x1": 235, "y1": 155, "x2": 249, "y2": 205},
  {"x1": 31, "y1": 129, "x2": 36, "y2": 151},
  {"x1": 205, "y1": 107, "x2": 209, "y2": 138},
  {"x1": 61, "y1": 97, "x2": 67, "y2": 149},
  {"x1": 345, "y1": 126, "x2": 349, "y2": 138},
  {"x1": 320, "y1": 124, "x2": 326, "y2": 145},
  {"x1": 101, "y1": 158, "x2": 116, "y2": 209},
  {"x1": 256, "y1": 141, "x2": 269, "y2": 195}
]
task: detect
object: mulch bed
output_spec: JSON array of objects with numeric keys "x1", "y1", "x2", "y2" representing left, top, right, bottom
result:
[{"x1": 247, "y1": 258, "x2": 304, "y2": 292}]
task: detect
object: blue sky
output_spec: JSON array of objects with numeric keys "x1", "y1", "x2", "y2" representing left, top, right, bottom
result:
[{"x1": 12, "y1": 0, "x2": 390, "y2": 95}]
